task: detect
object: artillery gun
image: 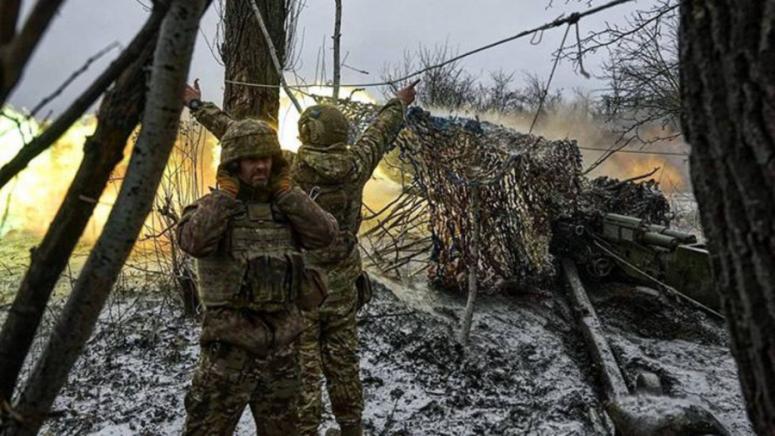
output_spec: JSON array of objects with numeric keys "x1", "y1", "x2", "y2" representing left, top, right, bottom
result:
[
  {"x1": 313, "y1": 98, "x2": 733, "y2": 434},
  {"x1": 555, "y1": 212, "x2": 720, "y2": 317},
  {"x1": 555, "y1": 213, "x2": 729, "y2": 434}
]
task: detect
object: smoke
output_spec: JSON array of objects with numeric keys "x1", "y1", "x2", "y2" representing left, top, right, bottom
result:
[
  {"x1": 0, "y1": 86, "x2": 378, "y2": 243},
  {"x1": 0, "y1": 107, "x2": 108, "y2": 240},
  {"x1": 444, "y1": 103, "x2": 691, "y2": 193}
]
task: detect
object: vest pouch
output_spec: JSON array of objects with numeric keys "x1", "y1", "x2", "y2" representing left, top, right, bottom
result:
[
  {"x1": 355, "y1": 271, "x2": 373, "y2": 310},
  {"x1": 245, "y1": 254, "x2": 292, "y2": 305},
  {"x1": 298, "y1": 267, "x2": 328, "y2": 311}
]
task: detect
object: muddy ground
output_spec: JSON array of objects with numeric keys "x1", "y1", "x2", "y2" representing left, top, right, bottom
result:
[{"x1": 1, "y1": 270, "x2": 751, "y2": 435}]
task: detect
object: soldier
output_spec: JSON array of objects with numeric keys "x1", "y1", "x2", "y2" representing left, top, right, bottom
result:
[
  {"x1": 176, "y1": 112, "x2": 337, "y2": 435},
  {"x1": 182, "y1": 80, "x2": 417, "y2": 436},
  {"x1": 291, "y1": 83, "x2": 416, "y2": 436}
]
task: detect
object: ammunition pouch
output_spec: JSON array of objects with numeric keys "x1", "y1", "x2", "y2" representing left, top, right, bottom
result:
[
  {"x1": 245, "y1": 254, "x2": 296, "y2": 305},
  {"x1": 297, "y1": 266, "x2": 328, "y2": 311},
  {"x1": 243, "y1": 253, "x2": 328, "y2": 311},
  {"x1": 355, "y1": 271, "x2": 373, "y2": 310}
]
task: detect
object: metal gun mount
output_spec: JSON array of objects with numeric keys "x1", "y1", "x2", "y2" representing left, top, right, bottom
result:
[
  {"x1": 557, "y1": 214, "x2": 728, "y2": 435},
  {"x1": 555, "y1": 212, "x2": 719, "y2": 315}
]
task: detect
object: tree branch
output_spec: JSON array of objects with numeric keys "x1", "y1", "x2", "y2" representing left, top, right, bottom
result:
[
  {"x1": 332, "y1": 0, "x2": 342, "y2": 100},
  {"x1": 0, "y1": 0, "x2": 67, "y2": 107},
  {"x1": 0, "y1": 3, "x2": 170, "y2": 190},
  {"x1": 0, "y1": 0, "x2": 22, "y2": 45}
]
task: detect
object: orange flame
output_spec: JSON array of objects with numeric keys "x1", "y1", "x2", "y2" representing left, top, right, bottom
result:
[{"x1": 0, "y1": 86, "x2": 378, "y2": 246}]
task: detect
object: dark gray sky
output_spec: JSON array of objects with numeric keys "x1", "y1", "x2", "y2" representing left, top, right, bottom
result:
[{"x1": 8, "y1": 0, "x2": 642, "y2": 114}]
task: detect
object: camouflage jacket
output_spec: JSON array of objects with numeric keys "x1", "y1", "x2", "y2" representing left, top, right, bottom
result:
[
  {"x1": 177, "y1": 187, "x2": 337, "y2": 259},
  {"x1": 293, "y1": 99, "x2": 405, "y2": 289},
  {"x1": 190, "y1": 99, "x2": 406, "y2": 290}
]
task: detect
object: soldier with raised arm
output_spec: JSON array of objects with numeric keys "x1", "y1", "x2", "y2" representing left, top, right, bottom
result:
[
  {"x1": 291, "y1": 83, "x2": 416, "y2": 436},
  {"x1": 176, "y1": 111, "x2": 337, "y2": 435},
  {"x1": 182, "y1": 80, "x2": 417, "y2": 436}
]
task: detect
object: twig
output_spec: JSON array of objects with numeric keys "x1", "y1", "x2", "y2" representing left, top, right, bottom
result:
[
  {"x1": 0, "y1": 2, "x2": 171, "y2": 190},
  {"x1": 614, "y1": 167, "x2": 660, "y2": 186},
  {"x1": 29, "y1": 42, "x2": 121, "y2": 118}
]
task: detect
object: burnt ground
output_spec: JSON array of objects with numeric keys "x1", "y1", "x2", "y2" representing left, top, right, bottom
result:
[{"x1": 0, "y1": 272, "x2": 752, "y2": 435}]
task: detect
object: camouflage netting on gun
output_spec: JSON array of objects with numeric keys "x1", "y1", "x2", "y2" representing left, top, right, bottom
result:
[
  {"x1": 314, "y1": 96, "x2": 670, "y2": 292},
  {"x1": 316, "y1": 96, "x2": 584, "y2": 291},
  {"x1": 580, "y1": 176, "x2": 671, "y2": 225},
  {"x1": 400, "y1": 108, "x2": 585, "y2": 291}
]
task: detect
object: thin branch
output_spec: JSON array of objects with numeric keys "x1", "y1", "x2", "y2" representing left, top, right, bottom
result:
[
  {"x1": 0, "y1": 2, "x2": 170, "y2": 190},
  {"x1": 331, "y1": 0, "x2": 342, "y2": 99},
  {"x1": 249, "y1": 0, "x2": 302, "y2": 112},
  {"x1": 0, "y1": 0, "x2": 67, "y2": 107},
  {"x1": 29, "y1": 41, "x2": 121, "y2": 118}
]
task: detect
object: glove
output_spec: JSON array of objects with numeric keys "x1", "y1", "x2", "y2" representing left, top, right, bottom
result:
[
  {"x1": 270, "y1": 161, "x2": 292, "y2": 197},
  {"x1": 216, "y1": 168, "x2": 240, "y2": 198}
]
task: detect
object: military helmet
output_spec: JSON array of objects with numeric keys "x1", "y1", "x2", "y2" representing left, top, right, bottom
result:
[
  {"x1": 298, "y1": 104, "x2": 349, "y2": 146},
  {"x1": 220, "y1": 118, "x2": 281, "y2": 166}
]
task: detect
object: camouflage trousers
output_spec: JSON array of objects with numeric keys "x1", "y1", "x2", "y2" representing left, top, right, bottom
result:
[
  {"x1": 297, "y1": 286, "x2": 363, "y2": 435},
  {"x1": 183, "y1": 341, "x2": 301, "y2": 436}
]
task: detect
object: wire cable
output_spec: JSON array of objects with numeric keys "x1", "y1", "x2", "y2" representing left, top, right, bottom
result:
[{"x1": 225, "y1": 0, "x2": 635, "y2": 91}]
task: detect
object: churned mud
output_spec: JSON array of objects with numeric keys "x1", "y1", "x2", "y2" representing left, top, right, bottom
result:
[{"x1": 0, "y1": 272, "x2": 751, "y2": 435}]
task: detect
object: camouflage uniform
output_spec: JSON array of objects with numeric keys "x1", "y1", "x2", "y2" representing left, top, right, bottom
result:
[
  {"x1": 177, "y1": 118, "x2": 337, "y2": 436},
  {"x1": 292, "y1": 100, "x2": 405, "y2": 436},
  {"x1": 190, "y1": 100, "x2": 406, "y2": 435}
]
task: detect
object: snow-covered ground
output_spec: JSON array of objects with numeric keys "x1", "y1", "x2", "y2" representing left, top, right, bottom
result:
[{"x1": 0, "y1": 268, "x2": 751, "y2": 436}]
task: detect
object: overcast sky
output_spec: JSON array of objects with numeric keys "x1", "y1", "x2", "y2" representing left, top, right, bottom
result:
[{"x1": 8, "y1": 0, "x2": 643, "y2": 115}]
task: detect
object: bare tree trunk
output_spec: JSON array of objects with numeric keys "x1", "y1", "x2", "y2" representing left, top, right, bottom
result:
[
  {"x1": 0, "y1": 3, "x2": 171, "y2": 403},
  {"x1": 0, "y1": 0, "x2": 66, "y2": 107},
  {"x1": 222, "y1": 0, "x2": 287, "y2": 119},
  {"x1": 1, "y1": 0, "x2": 206, "y2": 432},
  {"x1": 0, "y1": 0, "x2": 22, "y2": 45},
  {"x1": 680, "y1": 2, "x2": 775, "y2": 433},
  {"x1": 332, "y1": 0, "x2": 342, "y2": 100}
]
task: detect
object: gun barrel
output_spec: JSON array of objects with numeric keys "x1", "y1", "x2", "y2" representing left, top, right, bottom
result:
[{"x1": 602, "y1": 213, "x2": 696, "y2": 249}]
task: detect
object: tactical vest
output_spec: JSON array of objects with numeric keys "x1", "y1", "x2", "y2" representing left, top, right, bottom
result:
[{"x1": 196, "y1": 201, "x2": 302, "y2": 311}]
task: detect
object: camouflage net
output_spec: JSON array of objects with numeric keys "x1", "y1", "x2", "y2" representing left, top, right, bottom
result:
[
  {"x1": 315, "y1": 96, "x2": 669, "y2": 292},
  {"x1": 580, "y1": 176, "x2": 671, "y2": 225}
]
